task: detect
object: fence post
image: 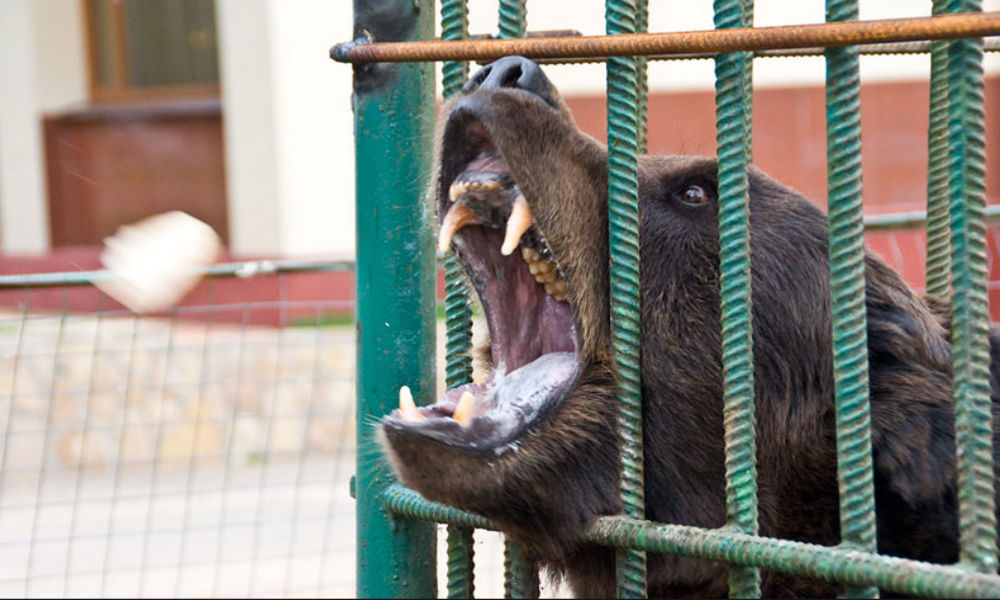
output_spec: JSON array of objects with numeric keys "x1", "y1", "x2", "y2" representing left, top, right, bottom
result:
[{"x1": 350, "y1": 1, "x2": 438, "y2": 597}]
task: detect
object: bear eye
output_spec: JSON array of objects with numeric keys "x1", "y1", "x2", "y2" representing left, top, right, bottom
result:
[{"x1": 680, "y1": 185, "x2": 709, "y2": 206}]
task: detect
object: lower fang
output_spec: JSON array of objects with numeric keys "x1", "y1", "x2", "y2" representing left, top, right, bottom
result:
[
  {"x1": 399, "y1": 385, "x2": 426, "y2": 422},
  {"x1": 453, "y1": 391, "x2": 475, "y2": 426}
]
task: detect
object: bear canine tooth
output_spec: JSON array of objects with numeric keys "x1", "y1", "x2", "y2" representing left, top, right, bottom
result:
[
  {"x1": 398, "y1": 385, "x2": 426, "y2": 422},
  {"x1": 453, "y1": 391, "x2": 475, "y2": 426},
  {"x1": 501, "y1": 194, "x2": 533, "y2": 256},
  {"x1": 449, "y1": 181, "x2": 469, "y2": 202},
  {"x1": 438, "y1": 203, "x2": 479, "y2": 253}
]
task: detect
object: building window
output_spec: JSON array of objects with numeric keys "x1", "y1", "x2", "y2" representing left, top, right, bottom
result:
[{"x1": 84, "y1": 0, "x2": 220, "y2": 101}]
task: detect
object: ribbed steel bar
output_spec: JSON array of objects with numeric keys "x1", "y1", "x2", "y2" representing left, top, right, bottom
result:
[
  {"x1": 713, "y1": 0, "x2": 760, "y2": 596},
  {"x1": 498, "y1": 0, "x2": 526, "y2": 39},
  {"x1": 635, "y1": 0, "x2": 648, "y2": 154},
  {"x1": 503, "y1": 542, "x2": 539, "y2": 599},
  {"x1": 383, "y1": 485, "x2": 1000, "y2": 598},
  {"x1": 446, "y1": 525, "x2": 475, "y2": 598},
  {"x1": 926, "y1": 0, "x2": 953, "y2": 299},
  {"x1": 588, "y1": 517, "x2": 1000, "y2": 599},
  {"x1": 945, "y1": 0, "x2": 998, "y2": 575},
  {"x1": 441, "y1": 2, "x2": 476, "y2": 596},
  {"x1": 824, "y1": 1, "x2": 879, "y2": 598},
  {"x1": 496, "y1": 3, "x2": 539, "y2": 597},
  {"x1": 606, "y1": 1, "x2": 646, "y2": 597},
  {"x1": 742, "y1": 0, "x2": 754, "y2": 161},
  {"x1": 443, "y1": 19, "x2": 478, "y2": 590},
  {"x1": 332, "y1": 12, "x2": 1000, "y2": 64}
]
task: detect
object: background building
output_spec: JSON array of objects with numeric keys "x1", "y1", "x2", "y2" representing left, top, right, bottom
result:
[{"x1": 0, "y1": 0, "x2": 997, "y2": 287}]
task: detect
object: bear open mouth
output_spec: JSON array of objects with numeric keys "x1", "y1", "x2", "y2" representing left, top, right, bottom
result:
[{"x1": 382, "y1": 111, "x2": 581, "y2": 452}]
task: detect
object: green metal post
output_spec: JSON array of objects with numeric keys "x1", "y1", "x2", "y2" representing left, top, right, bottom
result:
[{"x1": 351, "y1": 1, "x2": 437, "y2": 597}]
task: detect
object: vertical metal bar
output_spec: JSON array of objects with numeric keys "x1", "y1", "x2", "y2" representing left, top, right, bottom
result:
[
  {"x1": 441, "y1": 1, "x2": 476, "y2": 597},
  {"x1": 926, "y1": 0, "x2": 952, "y2": 299},
  {"x1": 824, "y1": 1, "x2": 879, "y2": 598},
  {"x1": 713, "y1": 0, "x2": 760, "y2": 597},
  {"x1": 495, "y1": 3, "x2": 541, "y2": 597},
  {"x1": 352, "y1": 1, "x2": 438, "y2": 597},
  {"x1": 945, "y1": 0, "x2": 998, "y2": 575},
  {"x1": 741, "y1": 0, "x2": 754, "y2": 161},
  {"x1": 498, "y1": 0, "x2": 526, "y2": 39},
  {"x1": 503, "y1": 542, "x2": 539, "y2": 599},
  {"x1": 606, "y1": 1, "x2": 646, "y2": 598},
  {"x1": 635, "y1": 0, "x2": 648, "y2": 155}
]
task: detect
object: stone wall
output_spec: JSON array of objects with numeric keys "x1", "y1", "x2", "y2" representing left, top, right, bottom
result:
[{"x1": 0, "y1": 311, "x2": 355, "y2": 472}]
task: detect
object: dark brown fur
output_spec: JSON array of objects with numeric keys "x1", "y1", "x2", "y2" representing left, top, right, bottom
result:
[{"x1": 382, "y1": 58, "x2": 1000, "y2": 597}]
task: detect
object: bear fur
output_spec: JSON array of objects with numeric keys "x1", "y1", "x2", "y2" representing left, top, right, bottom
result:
[{"x1": 380, "y1": 56, "x2": 1000, "y2": 597}]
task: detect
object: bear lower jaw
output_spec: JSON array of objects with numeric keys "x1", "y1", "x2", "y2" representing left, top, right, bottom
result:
[{"x1": 384, "y1": 351, "x2": 580, "y2": 452}]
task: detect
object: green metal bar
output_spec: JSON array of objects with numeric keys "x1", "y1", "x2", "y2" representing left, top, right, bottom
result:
[
  {"x1": 504, "y1": 543, "x2": 539, "y2": 599},
  {"x1": 713, "y1": 0, "x2": 760, "y2": 596},
  {"x1": 498, "y1": 0, "x2": 526, "y2": 39},
  {"x1": 385, "y1": 484, "x2": 495, "y2": 529},
  {"x1": 926, "y1": 0, "x2": 953, "y2": 299},
  {"x1": 742, "y1": 0, "x2": 754, "y2": 162},
  {"x1": 945, "y1": 0, "x2": 998, "y2": 575},
  {"x1": 351, "y1": 1, "x2": 437, "y2": 597},
  {"x1": 588, "y1": 517, "x2": 1000, "y2": 599},
  {"x1": 384, "y1": 485, "x2": 1000, "y2": 598},
  {"x1": 606, "y1": 1, "x2": 646, "y2": 597},
  {"x1": 635, "y1": 0, "x2": 648, "y2": 155},
  {"x1": 446, "y1": 525, "x2": 476, "y2": 598},
  {"x1": 496, "y1": 3, "x2": 539, "y2": 597},
  {"x1": 824, "y1": 2, "x2": 879, "y2": 599},
  {"x1": 441, "y1": 1, "x2": 476, "y2": 597}
]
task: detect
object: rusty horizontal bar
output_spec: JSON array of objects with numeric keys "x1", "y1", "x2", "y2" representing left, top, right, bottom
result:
[
  {"x1": 332, "y1": 12, "x2": 1000, "y2": 64},
  {"x1": 531, "y1": 37, "x2": 1000, "y2": 65}
]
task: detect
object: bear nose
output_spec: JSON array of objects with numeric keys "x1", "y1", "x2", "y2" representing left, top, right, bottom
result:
[{"x1": 463, "y1": 56, "x2": 556, "y2": 107}]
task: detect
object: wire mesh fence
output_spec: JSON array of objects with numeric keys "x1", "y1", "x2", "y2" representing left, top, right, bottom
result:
[{"x1": 0, "y1": 261, "x2": 357, "y2": 598}]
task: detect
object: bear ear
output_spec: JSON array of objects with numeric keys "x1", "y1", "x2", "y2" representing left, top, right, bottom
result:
[{"x1": 870, "y1": 395, "x2": 957, "y2": 507}]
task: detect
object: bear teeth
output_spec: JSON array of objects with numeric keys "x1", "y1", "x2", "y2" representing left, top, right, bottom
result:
[
  {"x1": 398, "y1": 385, "x2": 426, "y2": 422},
  {"x1": 438, "y1": 203, "x2": 480, "y2": 253},
  {"x1": 453, "y1": 391, "x2": 475, "y2": 426},
  {"x1": 501, "y1": 194, "x2": 533, "y2": 256},
  {"x1": 521, "y1": 252, "x2": 568, "y2": 302}
]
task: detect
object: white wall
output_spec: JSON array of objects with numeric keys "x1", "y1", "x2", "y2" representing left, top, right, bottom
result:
[
  {"x1": 0, "y1": 0, "x2": 86, "y2": 254},
  {"x1": 216, "y1": 0, "x2": 355, "y2": 258},
  {"x1": 1, "y1": 1, "x2": 995, "y2": 257}
]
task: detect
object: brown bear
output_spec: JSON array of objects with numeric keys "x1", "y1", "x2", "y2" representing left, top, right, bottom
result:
[{"x1": 380, "y1": 56, "x2": 1000, "y2": 597}]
